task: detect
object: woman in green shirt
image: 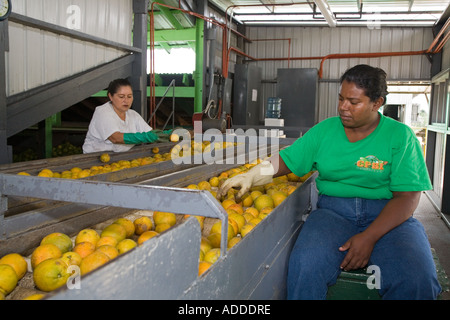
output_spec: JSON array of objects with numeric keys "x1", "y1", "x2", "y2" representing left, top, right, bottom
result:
[{"x1": 217, "y1": 64, "x2": 441, "y2": 300}]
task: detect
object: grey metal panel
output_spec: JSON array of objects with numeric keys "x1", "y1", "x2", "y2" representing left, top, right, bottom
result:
[
  {"x1": 277, "y1": 68, "x2": 317, "y2": 129},
  {"x1": 232, "y1": 64, "x2": 262, "y2": 126}
]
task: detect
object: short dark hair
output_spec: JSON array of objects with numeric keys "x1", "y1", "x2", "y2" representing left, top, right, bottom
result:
[
  {"x1": 107, "y1": 78, "x2": 132, "y2": 97},
  {"x1": 340, "y1": 64, "x2": 388, "y2": 104}
]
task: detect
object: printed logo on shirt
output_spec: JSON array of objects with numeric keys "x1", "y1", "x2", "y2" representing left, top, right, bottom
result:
[{"x1": 356, "y1": 155, "x2": 388, "y2": 172}]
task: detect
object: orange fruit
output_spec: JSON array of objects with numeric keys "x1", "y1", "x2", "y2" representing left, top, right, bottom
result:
[
  {"x1": 287, "y1": 172, "x2": 301, "y2": 182},
  {"x1": 243, "y1": 213, "x2": 255, "y2": 223},
  {"x1": 241, "y1": 193, "x2": 253, "y2": 207},
  {"x1": 228, "y1": 213, "x2": 245, "y2": 234},
  {"x1": 203, "y1": 248, "x2": 221, "y2": 264},
  {"x1": 244, "y1": 207, "x2": 259, "y2": 218},
  {"x1": 137, "y1": 231, "x2": 159, "y2": 245},
  {"x1": 210, "y1": 221, "x2": 235, "y2": 241},
  {"x1": 100, "y1": 153, "x2": 110, "y2": 163},
  {"x1": 240, "y1": 223, "x2": 255, "y2": 237},
  {"x1": 113, "y1": 218, "x2": 135, "y2": 238},
  {"x1": 186, "y1": 184, "x2": 199, "y2": 190},
  {"x1": 79, "y1": 251, "x2": 110, "y2": 276},
  {"x1": 116, "y1": 239, "x2": 137, "y2": 255},
  {"x1": 228, "y1": 236, "x2": 241, "y2": 249},
  {"x1": 271, "y1": 191, "x2": 288, "y2": 207},
  {"x1": 31, "y1": 244, "x2": 62, "y2": 269},
  {"x1": 0, "y1": 253, "x2": 28, "y2": 279},
  {"x1": 170, "y1": 133, "x2": 179, "y2": 142},
  {"x1": 155, "y1": 223, "x2": 171, "y2": 233},
  {"x1": 227, "y1": 203, "x2": 244, "y2": 215},
  {"x1": 96, "y1": 236, "x2": 118, "y2": 248},
  {"x1": 33, "y1": 258, "x2": 69, "y2": 292},
  {"x1": 23, "y1": 293, "x2": 45, "y2": 300},
  {"x1": 299, "y1": 171, "x2": 313, "y2": 182},
  {"x1": 96, "y1": 245, "x2": 119, "y2": 260},
  {"x1": 207, "y1": 233, "x2": 221, "y2": 248},
  {"x1": 73, "y1": 242, "x2": 96, "y2": 259},
  {"x1": 250, "y1": 190, "x2": 263, "y2": 201},
  {"x1": 197, "y1": 181, "x2": 211, "y2": 190},
  {"x1": 133, "y1": 216, "x2": 153, "y2": 235},
  {"x1": 249, "y1": 218, "x2": 262, "y2": 225},
  {"x1": 75, "y1": 229, "x2": 100, "y2": 246},
  {"x1": 101, "y1": 224, "x2": 127, "y2": 242},
  {"x1": 153, "y1": 211, "x2": 177, "y2": 227},
  {"x1": 253, "y1": 194, "x2": 274, "y2": 212},
  {"x1": 60, "y1": 251, "x2": 82, "y2": 267},
  {"x1": 40, "y1": 232, "x2": 73, "y2": 254},
  {"x1": 152, "y1": 147, "x2": 159, "y2": 154},
  {"x1": 209, "y1": 176, "x2": 219, "y2": 187},
  {"x1": 259, "y1": 207, "x2": 273, "y2": 219},
  {"x1": 221, "y1": 199, "x2": 236, "y2": 209},
  {"x1": 0, "y1": 264, "x2": 18, "y2": 295},
  {"x1": 228, "y1": 218, "x2": 239, "y2": 235},
  {"x1": 200, "y1": 237, "x2": 212, "y2": 254},
  {"x1": 198, "y1": 261, "x2": 212, "y2": 276}
]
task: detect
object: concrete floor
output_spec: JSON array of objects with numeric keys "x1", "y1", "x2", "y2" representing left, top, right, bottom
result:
[{"x1": 415, "y1": 192, "x2": 450, "y2": 300}]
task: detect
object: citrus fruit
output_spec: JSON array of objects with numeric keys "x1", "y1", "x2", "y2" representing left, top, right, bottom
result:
[
  {"x1": 209, "y1": 176, "x2": 219, "y2": 187},
  {"x1": 240, "y1": 223, "x2": 255, "y2": 237},
  {"x1": 197, "y1": 181, "x2": 211, "y2": 190},
  {"x1": 23, "y1": 293, "x2": 45, "y2": 300},
  {"x1": 113, "y1": 218, "x2": 135, "y2": 238},
  {"x1": 227, "y1": 203, "x2": 244, "y2": 215},
  {"x1": 79, "y1": 251, "x2": 110, "y2": 276},
  {"x1": 241, "y1": 193, "x2": 253, "y2": 207},
  {"x1": 228, "y1": 236, "x2": 241, "y2": 249},
  {"x1": 40, "y1": 232, "x2": 73, "y2": 254},
  {"x1": 259, "y1": 207, "x2": 273, "y2": 219},
  {"x1": 0, "y1": 264, "x2": 18, "y2": 295},
  {"x1": 221, "y1": 199, "x2": 236, "y2": 210},
  {"x1": 250, "y1": 190, "x2": 263, "y2": 201},
  {"x1": 133, "y1": 216, "x2": 153, "y2": 235},
  {"x1": 116, "y1": 239, "x2": 137, "y2": 255},
  {"x1": 243, "y1": 213, "x2": 255, "y2": 223},
  {"x1": 101, "y1": 224, "x2": 127, "y2": 242},
  {"x1": 96, "y1": 245, "x2": 119, "y2": 260},
  {"x1": 73, "y1": 242, "x2": 96, "y2": 259},
  {"x1": 186, "y1": 184, "x2": 199, "y2": 190},
  {"x1": 200, "y1": 237, "x2": 212, "y2": 254},
  {"x1": 203, "y1": 248, "x2": 221, "y2": 264},
  {"x1": 209, "y1": 221, "x2": 236, "y2": 242},
  {"x1": 100, "y1": 153, "x2": 110, "y2": 163},
  {"x1": 0, "y1": 253, "x2": 28, "y2": 279},
  {"x1": 38, "y1": 169, "x2": 53, "y2": 178},
  {"x1": 31, "y1": 244, "x2": 62, "y2": 269},
  {"x1": 96, "y1": 236, "x2": 118, "y2": 248},
  {"x1": 137, "y1": 231, "x2": 159, "y2": 245},
  {"x1": 228, "y1": 213, "x2": 245, "y2": 234},
  {"x1": 60, "y1": 251, "x2": 82, "y2": 267},
  {"x1": 17, "y1": 172, "x2": 30, "y2": 176},
  {"x1": 198, "y1": 261, "x2": 212, "y2": 276},
  {"x1": 207, "y1": 233, "x2": 221, "y2": 248},
  {"x1": 155, "y1": 223, "x2": 172, "y2": 233},
  {"x1": 244, "y1": 207, "x2": 259, "y2": 218},
  {"x1": 249, "y1": 218, "x2": 262, "y2": 225},
  {"x1": 170, "y1": 133, "x2": 179, "y2": 142},
  {"x1": 33, "y1": 258, "x2": 69, "y2": 292},
  {"x1": 271, "y1": 191, "x2": 288, "y2": 207},
  {"x1": 152, "y1": 147, "x2": 159, "y2": 154},
  {"x1": 253, "y1": 194, "x2": 274, "y2": 212},
  {"x1": 153, "y1": 211, "x2": 176, "y2": 227},
  {"x1": 75, "y1": 229, "x2": 100, "y2": 246}
]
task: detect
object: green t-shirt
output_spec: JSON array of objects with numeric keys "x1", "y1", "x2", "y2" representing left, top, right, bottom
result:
[{"x1": 279, "y1": 113, "x2": 432, "y2": 199}]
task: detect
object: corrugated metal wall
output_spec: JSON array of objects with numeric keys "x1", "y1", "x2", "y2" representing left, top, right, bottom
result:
[
  {"x1": 243, "y1": 26, "x2": 434, "y2": 122},
  {"x1": 6, "y1": 0, "x2": 133, "y2": 97}
]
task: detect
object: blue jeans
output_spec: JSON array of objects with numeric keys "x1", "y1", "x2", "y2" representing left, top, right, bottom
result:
[{"x1": 287, "y1": 195, "x2": 442, "y2": 300}]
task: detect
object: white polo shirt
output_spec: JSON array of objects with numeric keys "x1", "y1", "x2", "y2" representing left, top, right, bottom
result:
[{"x1": 82, "y1": 101, "x2": 152, "y2": 153}]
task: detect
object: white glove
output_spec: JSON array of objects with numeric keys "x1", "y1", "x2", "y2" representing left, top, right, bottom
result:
[{"x1": 216, "y1": 160, "x2": 274, "y2": 201}]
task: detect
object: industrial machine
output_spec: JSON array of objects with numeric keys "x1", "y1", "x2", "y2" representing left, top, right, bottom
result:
[{"x1": 0, "y1": 136, "x2": 318, "y2": 300}]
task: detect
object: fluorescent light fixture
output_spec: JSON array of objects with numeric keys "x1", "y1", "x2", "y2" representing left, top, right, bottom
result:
[{"x1": 314, "y1": 0, "x2": 337, "y2": 27}]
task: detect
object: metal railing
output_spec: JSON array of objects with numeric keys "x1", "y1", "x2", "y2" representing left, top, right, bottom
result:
[{"x1": 148, "y1": 79, "x2": 176, "y2": 130}]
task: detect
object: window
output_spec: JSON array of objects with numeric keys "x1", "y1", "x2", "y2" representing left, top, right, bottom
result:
[{"x1": 147, "y1": 48, "x2": 196, "y2": 74}]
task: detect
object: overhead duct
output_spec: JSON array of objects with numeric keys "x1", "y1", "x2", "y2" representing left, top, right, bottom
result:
[{"x1": 314, "y1": 0, "x2": 337, "y2": 27}]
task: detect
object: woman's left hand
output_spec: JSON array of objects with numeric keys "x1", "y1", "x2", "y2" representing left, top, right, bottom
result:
[{"x1": 338, "y1": 232, "x2": 376, "y2": 271}]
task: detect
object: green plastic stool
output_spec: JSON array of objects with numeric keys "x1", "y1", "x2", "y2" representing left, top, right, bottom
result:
[{"x1": 326, "y1": 249, "x2": 449, "y2": 300}]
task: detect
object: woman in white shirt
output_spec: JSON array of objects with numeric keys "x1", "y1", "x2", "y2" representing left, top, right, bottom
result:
[{"x1": 83, "y1": 79, "x2": 166, "y2": 153}]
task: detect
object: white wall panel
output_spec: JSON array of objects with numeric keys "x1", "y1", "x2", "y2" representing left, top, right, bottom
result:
[{"x1": 6, "y1": 0, "x2": 134, "y2": 97}]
